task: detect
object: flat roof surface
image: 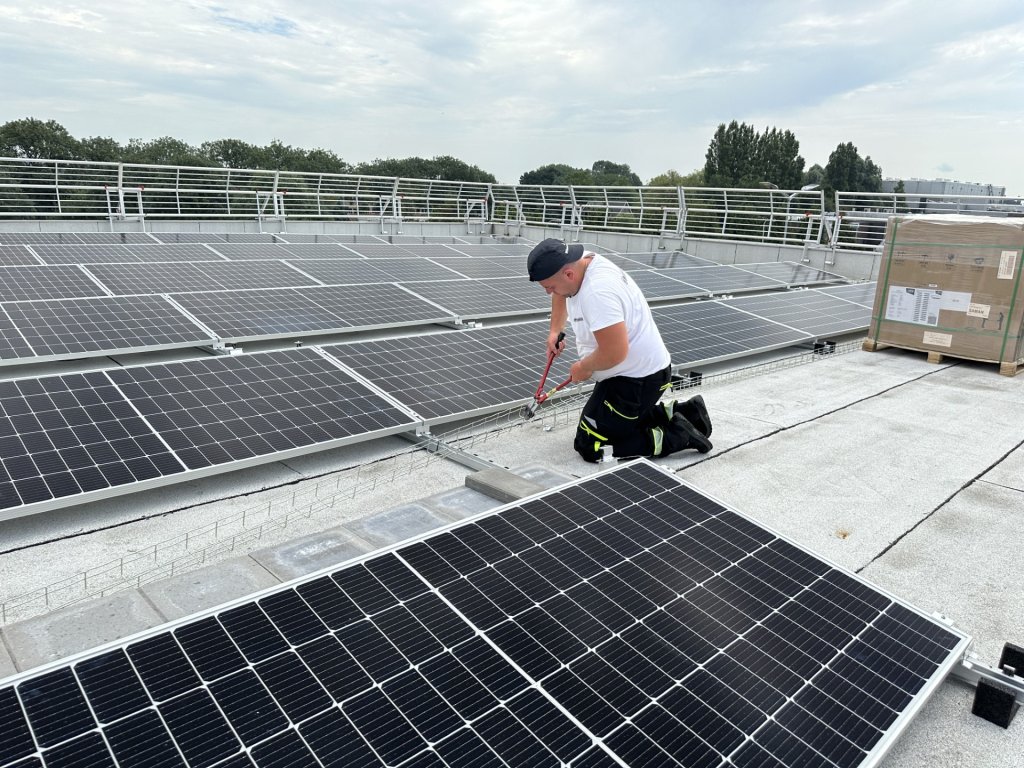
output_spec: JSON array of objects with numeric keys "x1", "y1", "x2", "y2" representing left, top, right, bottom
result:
[{"x1": 0, "y1": 226, "x2": 1020, "y2": 765}]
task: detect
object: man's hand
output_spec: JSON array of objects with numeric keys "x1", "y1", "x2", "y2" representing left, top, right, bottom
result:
[{"x1": 546, "y1": 330, "x2": 565, "y2": 357}]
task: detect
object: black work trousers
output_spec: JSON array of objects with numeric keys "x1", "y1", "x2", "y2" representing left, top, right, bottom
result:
[{"x1": 573, "y1": 365, "x2": 672, "y2": 461}]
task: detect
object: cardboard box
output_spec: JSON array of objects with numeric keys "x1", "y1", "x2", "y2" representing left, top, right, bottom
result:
[{"x1": 865, "y1": 215, "x2": 1024, "y2": 375}]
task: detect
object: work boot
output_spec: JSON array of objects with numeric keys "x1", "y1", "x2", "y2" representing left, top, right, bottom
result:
[
  {"x1": 661, "y1": 413, "x2": 713, "y2": 455},
  {"x1": 674, "y1": 395, "x2": 712, "y2": 437}
]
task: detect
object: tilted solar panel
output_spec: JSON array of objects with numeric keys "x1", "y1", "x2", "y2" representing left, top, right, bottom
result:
[
  {"x1": 0, "y1": 265, "x2": 108, "y2": 301},
  {"x1": 0, "y1": 313, "x2": 34, "y2": 361},
  {"x1": 106, "y1": 348, "x2": 416, "y2": 471},
  {"x1": 628, "y1": 270, "x2": 706, "y2": 301},
  {"x1": 0, "y1": 246, "x2": 42, "y2": 266},
  {"x1": 32, "y1": 244, "x2": 138, "y2": 264},
  {"x1": 0, "y1": 461, "x2": 969, "y2": 768},
  {"x1": 658, "y1": 265, "x2": 788, "y2": 296},
  {"x1": 340, "y1": 243, "x2": 421, "y2": 258},
  {"x1": 653, "y1": 301, "x2": 814, "y2": 366},
  {"x1": 735, "y1": 262, "x2": 846, "y2": 287},
  {"x1": 617, "y1": 251, "x2": 716, "y2": 269},
  {"x1": 428, "y1": 256, "x2": 526, "y2": 279},
  {"x1": 0, "y1": 348, "x2": 418, "y2": 519},
  {"x1": 84, "y1": 261, "x2": 320, "y2": 295},
  {"x1": 817, "y1": 282, "x2": 878, "y2": 308},
  {"x1": 1, "y1": 295, "x2": 214, "y2": 361},
  {"x1": 0, "y1": 233, "x2": 86, "y2": 245},
  {"x1": 401, "y1": 279, "x2": 543, "y2": 319},
  {"x1": 170, "y1": 284, "x2": 456, "y2": 341},
  {"x1": 323, "y1": 321, "x2": 573, "y2": 422},
  {"x1": 73, "y1": 232, "x2": 156, "y2": 244},
  {"x1": 723, "y1": 291, "x2": 871, "y2": 339},
  {"x1": 0, "y1": 370, "x2": 185, "y2": 512}
]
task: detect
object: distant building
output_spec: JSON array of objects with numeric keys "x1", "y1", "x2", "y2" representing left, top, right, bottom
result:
[
  {"x1": 880, "y1": 178, "x2": 1021, "y2": 215},
  {"x1": 881, "y1": 178, "x2": 1006, "y2": 197}
]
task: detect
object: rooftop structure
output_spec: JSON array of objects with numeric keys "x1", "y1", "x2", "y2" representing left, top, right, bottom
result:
[{"x1": 0, "y1": 162, "x2": 1021, "y2": 768}]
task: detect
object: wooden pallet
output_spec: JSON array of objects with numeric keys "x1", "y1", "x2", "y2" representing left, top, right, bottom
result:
[{"x1": 861, "y1": 337, "x2": 1023, "y2": 376}]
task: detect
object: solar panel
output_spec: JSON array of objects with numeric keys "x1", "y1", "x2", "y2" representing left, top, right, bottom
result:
[
  {"x1": 0, "y1": 265, "x2": 108, "y2": 301},
  {"x1": 402, "y1": 279, "x2": 543, "y2": 318},
  {"x1": 170, "y1": 284, "x2": 456, "y2": 341},
  {"x1": 0, "y1": 461, "x2": 969, "y2": 768},
  {"x1": 386, "y1": 243, "x2": 471, "y2": 259},
  {"x1": 284, "y1": 259, "x2": 393, "y2": 286},
  {"x1": 32, "y1": 244, "x2": 146, "y2": 264},
  {"x1": 0, "y1": 246, "x2": 42, "y2": 266},
  {"x1": 0, "y1": 370, "x2": 185, "y2": 513},
  {"x1": 736, "y1": 262, "x2": 846, "y2": 287},
  {"x1": 724, "y1": 291, "x2": 872, "y2": 339},
  {"x1": 340, "y1": 243, "x2": 420, "y2": 258},
  {"x1": 0, "y1": 312, "x2": 34, "y2": 361},
  {"x1": 150, "y1": 232, "x2": 228, "y2": 243},
  {"x1": 659, "y1": 265, "x2": 788, "y2": 296},
  {"x1": 429, "y1": 256, "x2": 527, "y2": 279},
  {"x1": 323, "y1": 321, "x2": 573, "y2": 422},
  {"x1": 365, "y1": 258, "x2": 467, "y2": 282},
  {"x1": 278, "y1": 243, "x2": 359, "y2": 259},
  {"x1": 628, "y1": 270, "x2": 706, "y2": 301},
  {"x1": 817, "y1": 282, "x2": 878, "y2": 308},
  {"x1": 210, "y1": 243, "x2": 298, "y2": 260},
  {"x1": 124, "y1": 243, "x2": 227, "y2": 262},
  {"x1": 275, "y1": 234, "x2": 386, "y2": 244},
  {"x1": 444, "y1": 244, "x2": 530, "y2": 258},
  {"x1": 72, "y1": 232, "x2": 156, "y2": 244},
  {"x1": 0, "y1": 232, "x2": 85, "y2": 245},
  {"x1": 217, "y1": 233, "x2": 280, "y2": 243},
  {"x1": 653, "y1": 301, "x2": 814, "y2": 365},
  {"x1": 1, "y1": 295, "x2": 214, "y2": 360},
  {"x1": 107, "y1": 348, "x2": 417, "y2": 471},
  {"x1": 618, "y1": 251, "x2": 717, "y2": 268},
  {"x1": 84, "y1": 261, "x2": 320, "y2": 294}
]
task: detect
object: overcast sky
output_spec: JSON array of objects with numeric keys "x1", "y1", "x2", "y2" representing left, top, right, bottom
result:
[{"x1": 2, "y1": 1, "x2": 1023, "y2": 191}]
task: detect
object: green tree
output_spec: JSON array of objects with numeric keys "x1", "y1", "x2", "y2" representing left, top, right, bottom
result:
[
  {"x1": 893, "y1": 179, "x2": 906, "y2": 194},
  {"x1": 648, "y1": 168, "x2": 704, "y2": 187},
  {"x1": 123, "y1": 136, "x2": 212, "y2": 166},
  {"x1": 201, "y1": 138, "x2": 265, "y2": 168},
  {"x1": 803, "y1": 163, "x2": 825, "y2": 187},
  {"x1": 0, "y1": 118, "x2": 82, "y2": 159},
  {"x1": 590, "y1": 160, "x2": 641, "y2": 186},
  {"x1": 519, "y1": 163, "x2": 590, "y2": 185},
  {"x1": 79, "y1": 135, "x2": 122, "y2": 162},
  {"x1": 357, "y1": 155, "x2": 494, "y2": 182},
  {"x1": 822, "y1": 141, "x2": 883, "y2": 209},
  {"x1": 704, "y1": 121, "x2": 805, "y2": 189},
  {"x1": 756, "y1": 127, "x2": 805, "y2": 190},
  {"x1": 703, "y1": 120, "x2": 759, "y2": 187}
]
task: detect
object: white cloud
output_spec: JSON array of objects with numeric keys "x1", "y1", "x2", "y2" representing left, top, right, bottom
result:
[{"x1": 1, "y1": 0, "x2": 1023, "y2": 190}]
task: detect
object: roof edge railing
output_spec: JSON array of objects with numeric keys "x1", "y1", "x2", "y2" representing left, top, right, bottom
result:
[{"x1": 2, "y1": 157, "x2": 1020, "y2": 246}]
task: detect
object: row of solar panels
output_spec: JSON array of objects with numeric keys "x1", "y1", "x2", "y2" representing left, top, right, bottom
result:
[
  {"x1": 0, "y1": 241, "x2": 539, "y2": 265},
  {"x1": 0, "y1": 283, "x2": 874, "y2": 519},
  {"x1": 0, "y1": 461, "x2": 970, "y2": 768},
  {"x1": 0, "y1": 261, "x2": 846, "y2": 366}
]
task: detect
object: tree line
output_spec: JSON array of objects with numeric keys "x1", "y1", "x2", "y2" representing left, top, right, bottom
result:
[{"x1": 0, "y1": 116, "x2": 889, "y2": 199}]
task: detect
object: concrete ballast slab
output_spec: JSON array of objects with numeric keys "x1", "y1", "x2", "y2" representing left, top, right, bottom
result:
[
  {"x1": 140, "y1": 556, "x2": 279, "y2": 621},
  {"x1": 2, "y1": 590, "x2": 165, "y2": 673}
]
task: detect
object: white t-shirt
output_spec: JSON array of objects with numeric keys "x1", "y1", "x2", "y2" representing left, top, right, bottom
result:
[{"x1": 567, "y1": 254, "x2": 671, "y2": 381}]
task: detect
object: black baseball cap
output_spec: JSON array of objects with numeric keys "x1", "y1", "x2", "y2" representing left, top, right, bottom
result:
[{"x1": 527, "y1": 238, "x2": 585, "y2": 281}]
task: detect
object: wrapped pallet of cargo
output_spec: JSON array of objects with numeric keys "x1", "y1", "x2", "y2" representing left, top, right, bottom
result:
[{"x1": 863, "y1": 214, "x2": 1024, "y2": 376}]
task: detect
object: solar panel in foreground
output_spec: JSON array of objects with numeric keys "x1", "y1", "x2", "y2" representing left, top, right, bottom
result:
[{"x1": 0, "y1": 460, "x2": 969, "y2": 768}]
